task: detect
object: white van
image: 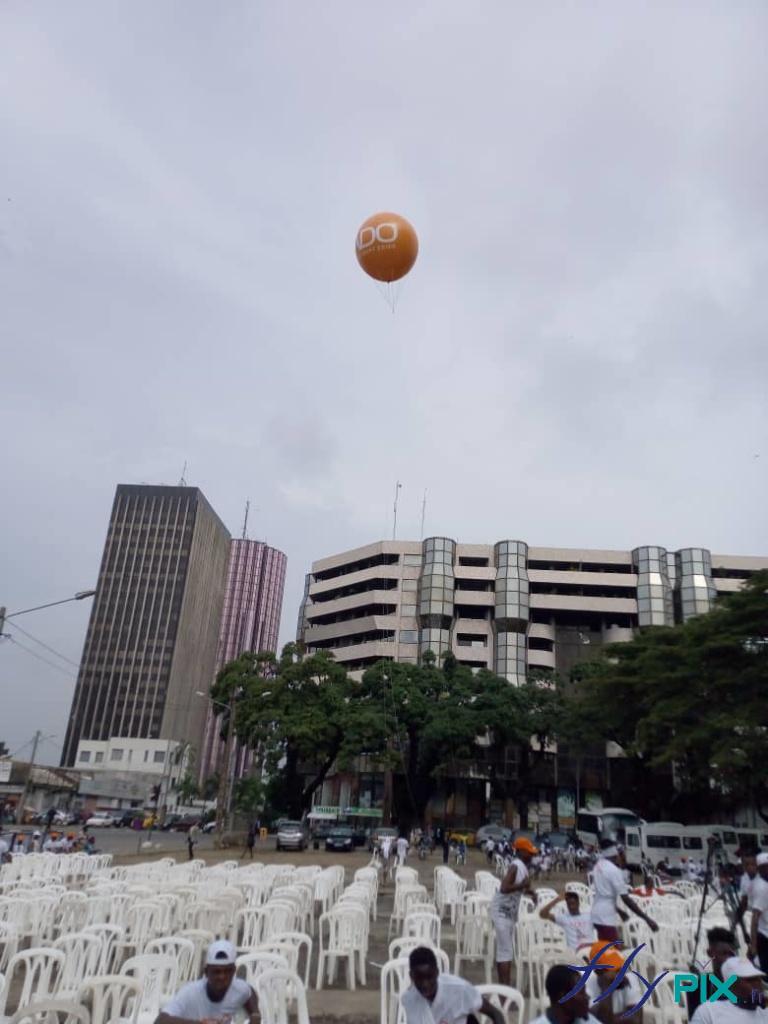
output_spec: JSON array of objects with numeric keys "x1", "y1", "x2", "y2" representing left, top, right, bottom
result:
[{"x1": 624, "y1": 822, "x2": 687, "y2": 871}]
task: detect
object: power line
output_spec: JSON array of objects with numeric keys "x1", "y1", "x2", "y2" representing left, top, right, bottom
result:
[
  {"x1": 4, "y1": 621, "x2": 80, "y2": 669},
  {"x1": 5, "y1": 636, "x2": 77, "y2": 679}
]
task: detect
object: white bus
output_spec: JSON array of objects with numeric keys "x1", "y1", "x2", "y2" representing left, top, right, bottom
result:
[
  {"x1": 575, "y1": 807, "x2": 642, "y2": 848},
  {"x1": 624, "y1": 822, "x2": 687, "y2": 871}
]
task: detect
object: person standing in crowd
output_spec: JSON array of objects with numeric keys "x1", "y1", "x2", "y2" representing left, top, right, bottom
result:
[
  {"x1": 736, "y1": 853, "x2": 758, "y2": 935},
  {"x1": 380, "y1": 831, "x2": 394, "y2": 873},
  {"x1": 441, "y1": 829, "x2": 451, "y2": 865},
  {"x1": 749, "y1": 853, "x2": 768, "y2": 972},
  {"x1": 186, "y1": 830, "x2": 196, "y2": 862},
  {"x1": 685, "y1": 927, "x2": 737, "y2": 1018},
  {"x1": 491, "y1": 836, "x2": 537, "y2": 985},
  {"x1": 582, "y1": 943, "x2": 644, "y2": 1024},
  {"x1": 691, "y1": 958, "x2": 768, "y2": 1024},
  {"x1": 241, "y1": 822, "x2": 256, "y2": 860},
  {"x1": 401, "y1": 946, "x2": 505, "y2": 1024},
  {"x1": 396, "y1": 833, "x2": 409, "y2": 867},
  {"x1": 156, "y1": 940, "x2": 259, "y2": 1024},
  {"x1": 539, "y1": 891, "x2": 595, "y2": 952},
  {"x1": 590, "y1": 844, "x2": 658, "y2": 942},
  {"x1": 528, "y1": 963, "x2": 601, "y2": 1024}
]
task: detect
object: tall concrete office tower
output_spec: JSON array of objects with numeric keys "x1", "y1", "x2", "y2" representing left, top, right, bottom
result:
[
  {"x1": 61, "y1": 484, "x2": 230, "y2": 767},
  {"x1": 198, "y1": 539, "x2": 287, "y2": 783}
]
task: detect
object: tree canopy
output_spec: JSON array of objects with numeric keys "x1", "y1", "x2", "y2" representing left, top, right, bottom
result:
[{"x1": 572, "y1": 571, "x2": 768, "y2": 818}]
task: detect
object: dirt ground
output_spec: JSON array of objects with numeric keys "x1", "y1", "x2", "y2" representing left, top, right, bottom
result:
[{"x1": 112, "y1": 842, "x2": 582, "y2": 1024}]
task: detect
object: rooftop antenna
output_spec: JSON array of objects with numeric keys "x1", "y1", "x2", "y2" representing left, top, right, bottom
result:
[
  {"x1": 392, "y1": 481, "x2": 402, "y2": 540},
  {"x1": 242, "y1": 500, "x2": 250, "y2": 540},
  {"x1": 420, "y1": 489, "x2": 427, "y2": 540},
  {"x1": 178, "y1": 461, "x2": 188, "y2": 487}
]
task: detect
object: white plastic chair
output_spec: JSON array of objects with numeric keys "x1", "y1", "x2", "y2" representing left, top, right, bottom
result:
[
  {"x1": 403, "y1": 912, "x2": 441, "y2": 947},
  {"x1": 175, "y1": 929, "x2": 214, "y2": 979},
  {"x1": 53, "y1": 932, "x2": 104, "y2": 998},
  {"x1": 455, "y1": 913, "x2": 494, "y2": 983},
  {"x1": 387, "y1": 938, "x2": 449, "y2": 972},
  {"x1": 476, "y1": 983, "x2": 525, "y2": 1024},
  {"x1": 316, "y1": 907, "x2": 367, "y2": 991},
  {"x1": 8, "y1": 1000, "x2": 90, "y2": 1024},
  {"x1": 78, "y1": 974, "x2": 141, "y2": 1024},
  {"x1": 120, "y1": 955, "x2": 178, "y2": 1024},
  {"x1": 254, "y1": 968, "x2": 309, "y2": 1024},
  {"x1": 260, "y1": 932, "x2": 313, "y2": 989},
  {"x1": 380, "y1": 957, "x2": 410, "y2": 1024},
  {"x1": 236, "y1": 952, "x2": 289, "y2": 988},
  {"x1": 143, "y1": 938, "x2": 195, "y2": 984},
  {"x1": 0, "y1": 947, "x2": 65, "y2": 1020},
  {"x1": 82, "y1": 925, "x2": 124, "y2": 975}
]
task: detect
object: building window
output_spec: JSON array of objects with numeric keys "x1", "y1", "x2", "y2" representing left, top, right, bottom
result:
[
  {"x1": 154, "y1": 750, "x2": 166, "y2": 764},
  {"x1": 79, "y1": 750, "x2": 91, "y2": 763},
  {"x1": 94, "y1": 751, "x2": 104, "y2": 764},
  {"x1": 144, "y1": 750, "x2": 149, "y2": 762},
  {"x1": 399, "y1": 630, "x2": 419, "y2": 644},
  {"x1": 110, "y1": 749, "x2": 124, "y2": 762}
]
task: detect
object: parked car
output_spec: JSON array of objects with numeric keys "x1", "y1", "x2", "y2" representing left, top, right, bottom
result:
[
  {"x1": 448, "y1": 829, "x2": 476, "y2": 847},
  {"x1": 201, "y1": 819, "x2": 218, "y2": 834},
  {"x1": 475, "y1": 824, "x2": 513, "y2": 846},
  {"x1": 368, "y1": 825, "x2": 398, "y2": 852},
  {"x1": 168, "y1": 815, "x2": 201, "y2": 833},
  {"x1": 85, "y1": 811, "x2": 117, "y2": 828},
  {"x1": 325, "y1": 826, "x2": 355, "y2": 852},
  {"x1": 512, "y1": 828, "x2": 541, "y2": 847},
  {"x1": 276, "y1": 820, "x2": 309, "y2": 851},
  {"x1": 116, "y1": 809, "x2": 140, "y2": 828},
  {"x1": 351, "y1": 825, "x2": 370, "y2": 848}
]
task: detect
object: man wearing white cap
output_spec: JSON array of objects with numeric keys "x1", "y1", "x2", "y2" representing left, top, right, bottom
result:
[
  {"x1": 156, "y1": 940, "x2": 259, "y2": 1024},
  {"x1": 750, "y1": 853, "x2": 768, "y2": 972},
  {"x1": 590, "y1": 843, "x2": 658, "y2": 943},
  {"x1": 691, "y1": 958, "x2": 767, "y2": 1024}
]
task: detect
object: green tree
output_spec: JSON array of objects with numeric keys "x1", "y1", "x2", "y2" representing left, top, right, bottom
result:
[
  {"x1": 233, "y1": 776, "x2": 265, "y2": 819},
  {"x1": 573, "y1": 571, "x2": 768, "y2": 819},
  {"x1": 175, "y1": 773, "x2": 200, "y2": 806},
  {"x1": 211, "y1": 645, "x2": 358, "y2": 819}
]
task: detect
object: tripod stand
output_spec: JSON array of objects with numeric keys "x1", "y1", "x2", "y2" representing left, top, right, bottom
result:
[{"x1": 690, "y1": 838, "x2": 748, "y2": 969}]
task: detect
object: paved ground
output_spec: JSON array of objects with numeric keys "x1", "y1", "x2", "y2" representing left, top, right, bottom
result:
[{"x1": 107, "y1": 840, "x2": 582, "y2": 1024}]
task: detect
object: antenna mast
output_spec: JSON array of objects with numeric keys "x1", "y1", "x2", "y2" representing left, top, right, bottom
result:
[
  {"x1": 242, "y1": 500, "x2": 250, "y2": 540},
  {"x1": 420, "y1": 489, "x2": 427, "y2": 539},
  {"x1": 392, "y1": 482, "x2": 402, "y2": 540},
  {"x1": 179, "y1": 461, "x2": 188, "y2": 487}
]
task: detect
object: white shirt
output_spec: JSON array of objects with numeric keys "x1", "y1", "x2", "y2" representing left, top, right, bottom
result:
[
  {"x1": 530, "y1": 1013, "x2": 602, "y2": 1024},
  {"x1": 740, "y1": 873, "x2": 756, "y2": 904},
  {"x1": 163, "y1": 978, "x2": 252, "y2": 1021},
  {"x1": 586, "y1": 972, "x2": 642, "y2": 1014},
  {"x1": 401, "y1": 973, "x2": 482, "y2": 1024},
  {"x1": 692, "y1": 1001, "x2": 768, "y2": 1024},
  {"x1": 491, "y1": 858, "x2": 529, "y2": 919},
  {"x1": 750, "y1": 876, "x2": 768, "y2": 938},
  {"x1": 553, "y1": 909, "x2": 595, "y2": 950},
  {"x1": 381, "y1": 838, "x2": 393, "y2": 857},
  {"x1": 591, "y1": 856, "x2": 628, "y2": 926},
  {"x1": 396, "y1": 837, "x2": 409, "y2": 858}
]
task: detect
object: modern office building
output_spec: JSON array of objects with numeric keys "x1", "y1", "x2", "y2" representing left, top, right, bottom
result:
[
  {"x1": 61, "y1": 485, "x2": 231, "y2": 772},
  {"x1": 198, "y1": 538, "x2": 287, "y2": 784},
  {"x1": 297, "y1": 538, "x2": 768, "y2": 682}
]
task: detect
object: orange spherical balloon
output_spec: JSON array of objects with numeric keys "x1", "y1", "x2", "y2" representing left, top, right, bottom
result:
[{"x1": 355, "y1": 212, "x2": 418, "y2": 283}]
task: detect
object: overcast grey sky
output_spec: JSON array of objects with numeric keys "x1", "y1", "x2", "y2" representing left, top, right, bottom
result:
[{"x1": 2, "y1": 2, "x2": 766, "y2": 762}]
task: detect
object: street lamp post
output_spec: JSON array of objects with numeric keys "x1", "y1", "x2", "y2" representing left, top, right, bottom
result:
[{"x1": 0, "y1": 590, "x2": 96, "y2": 634}]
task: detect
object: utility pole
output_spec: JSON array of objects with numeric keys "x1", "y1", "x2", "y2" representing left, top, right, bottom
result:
[
  {"x1": 16, "y1": 730, "x2": 42, "y2": 824},
  {"x1": 392, "y1": 482, "x2": 402, "y2": 540},
  {"x1": 0, "y1": 607, "x2": 6, "y2": 635}
]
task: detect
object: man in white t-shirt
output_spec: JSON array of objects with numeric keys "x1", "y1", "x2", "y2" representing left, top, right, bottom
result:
[
  {"x1": 402, "y1": 946, "x2": 504, "y2": 1024},
  {"x1": 490, "y1": 836, "x2": 537, "y2": 985},
  {"x1": 590, "y1": 845, "x2": 658, "y2": 943},
  {"x1": 539, "y1": 891, "x2": 595, "y2": 952},
  {"x1": 528, "y1": 963, "x2": 601, "y2": 1024},
  {"x1": 736, "y1": 853, "x2": 757, "y2": 938},
  {"x1": 157, "y1": 939, "x2": 258, "y2": 1024},
  {"x1": 749, "y1": 853, "x2": 768, "y2": 972},
  {"x1": 691, "y1": 957, "x2": 768, "y2": 1024}
]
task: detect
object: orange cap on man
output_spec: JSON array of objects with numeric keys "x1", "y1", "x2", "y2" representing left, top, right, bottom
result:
[
  {"x1": 513, "y1": 837, "x2": 539, "y2": 855},
  {"x1": 588, "y1": 941, "x2": 625, "y2": 973}
]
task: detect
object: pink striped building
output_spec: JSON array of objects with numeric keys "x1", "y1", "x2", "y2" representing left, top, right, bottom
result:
[{"x1": 198, "y1": 539, "x2": 286, "y2": 783}]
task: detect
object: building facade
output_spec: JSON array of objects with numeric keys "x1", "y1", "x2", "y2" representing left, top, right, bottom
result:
[
  {"x1": 61, "y1": 484, "x2": 231, "y2": 769},
  {"x1": 297, "y1": 538, "x2": 767, "y2": 681},
  {"x1": 198, "y1": 539, "x2": 287, "y2": 784},
  {"x1": 297, "y1": 538, "x2": 768, "y2": 828}
]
